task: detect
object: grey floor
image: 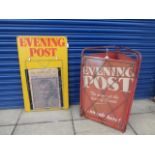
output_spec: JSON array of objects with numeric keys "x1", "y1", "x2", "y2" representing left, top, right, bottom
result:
[{"x1": 0, "y1": 99, "x2": 155, "y2": 135}]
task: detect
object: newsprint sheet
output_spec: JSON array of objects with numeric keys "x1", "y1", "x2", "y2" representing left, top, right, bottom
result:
[{"x1": 28, "y1": 68, "x2": 62, "y2": 109}]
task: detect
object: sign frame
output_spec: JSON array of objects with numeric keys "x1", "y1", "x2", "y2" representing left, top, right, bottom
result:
[
  {"x1": 80, "y1": 46, "x2": 141, "y2": 132},
  {"x1": 17, "y1": 36, "x2": 69, "y2": 112}
]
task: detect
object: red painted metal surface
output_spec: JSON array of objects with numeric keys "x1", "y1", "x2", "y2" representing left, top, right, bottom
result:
[{"x1": 80, "y1": 46, "x2": 141, "y2": 132}]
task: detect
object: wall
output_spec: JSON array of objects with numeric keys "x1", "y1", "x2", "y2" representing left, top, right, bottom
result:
[{"x1": 0, "y1": 19, "x2": 155, "y2": 108}]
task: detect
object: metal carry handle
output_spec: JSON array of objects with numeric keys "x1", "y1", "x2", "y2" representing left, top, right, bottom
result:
[
  {"x1": 81, "y1": 46, "x2": 142, "y2": 62},
  {"x1": 81, "y1": 46, "x2": 114, "y2": 58}
]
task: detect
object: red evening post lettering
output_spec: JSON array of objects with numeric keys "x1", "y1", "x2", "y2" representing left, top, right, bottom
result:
[{"x1": 18, "y1": 37, "x2": 66, "y2": 57}]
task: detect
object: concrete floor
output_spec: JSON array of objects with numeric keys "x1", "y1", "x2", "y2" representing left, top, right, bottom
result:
[{"x1": 0, "y1": 99, "x2": 155, "y2": 135}]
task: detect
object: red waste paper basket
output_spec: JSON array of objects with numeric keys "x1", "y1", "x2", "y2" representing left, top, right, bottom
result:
[{"x1": 80, "y1": 46, "x2": 141, "y2": 132}]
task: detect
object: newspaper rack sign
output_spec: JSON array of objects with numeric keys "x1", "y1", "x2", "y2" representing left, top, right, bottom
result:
[
  {"x1": 17, "y1": 36, "x2": 69, "y2": 112},
  {"x1": 80, "y1": 46, "x2": 141, "y2": 132}
]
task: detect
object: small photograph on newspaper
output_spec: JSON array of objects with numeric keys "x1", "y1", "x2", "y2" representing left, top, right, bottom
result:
[{"x1": 26, "y1": 68, "x2": 63, "y2": 110}]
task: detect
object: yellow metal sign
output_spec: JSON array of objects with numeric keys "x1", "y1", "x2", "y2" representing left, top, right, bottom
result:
[{"x1": 17, "y1": 36, "x2": 69, "y2": 112}]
